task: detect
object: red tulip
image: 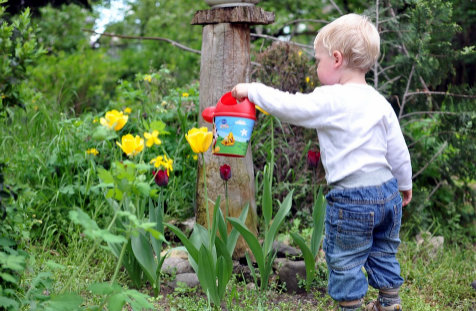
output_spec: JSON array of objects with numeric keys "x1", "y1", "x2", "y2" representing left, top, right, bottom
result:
[
  {"x1": 220, "y1": 164, "x2": 232, "y2": 181},
  {"x1": 153, "y1": 170, "x2": 168, "y2": 187},
  {"x1": 307, "y1": 150, "x2": 320, "y2": 169}
]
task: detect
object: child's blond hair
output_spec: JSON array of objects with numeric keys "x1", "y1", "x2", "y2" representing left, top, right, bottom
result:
[{"x1": 314, "y1": 13, "x2": 380, "y2": 73}]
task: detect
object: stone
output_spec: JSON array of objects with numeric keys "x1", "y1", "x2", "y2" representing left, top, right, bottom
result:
[
  {"x1": 416, "y1": 231, "x2": 444, "y2": 258},
  {"x1": 169, "y1": 273, "x2": 200, "y2": 289},
  {"x1": 273, "y1": 240, "x2": 301, "y2": 258},
  {"x1": 275, "y1": 259, "x2": 306, "y2": 293},
  {"x1": 162, "y1": 256, "x2": 193, "y2": 275},
  {"x1": 471, "y1": 280, "x2": 476, "y2": 291}
]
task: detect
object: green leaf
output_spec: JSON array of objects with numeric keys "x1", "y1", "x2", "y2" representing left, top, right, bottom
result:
[
  {"x1": 311, "y1": 186, "x2": 326, "y2": 257},
  {"x1": 150, "y1": 120, "x2": 166, "y2": 132},
  {"x1": 0, "y1": 272, "x2": 17, "y2": 284},
  {"x1": 227, "y1": 217, "x2": 264, "y2": 272},
  {"x1": 97, "y1": 230, "x2": 127, "y2": 244},
  {"x1": 89, "y1": 282, "x2": 122, "y2": 295},
  {"x1": 124, "y1": 289, "x2": 155, "y2": 310},
  {"x1": 135, "y1": 182, "x2": 150, "y2": 197},
  {"x1": 210, "y1": 196, "x2": 221, "y2": 248},
  {"x1": 43, "y1": 293, "x2": 83, "y2": 311},
  {"x1": 108, "y1": 293, "x2": 126, "y2": 311},
  {"x1": 131, "y1": 231, "x2": 157, "y2": 284},
  {"x1": 149, "y1": 199, "x2": 164, "y2": 258},
  {"x1": 165, "y1": 223, "x2": 199, "y2": 263},
  {"x1": 0, "y1": 296, "x2": 19, "y2": 309},
  {"x1": 291, "y1": 232, "x2": 315, "y2": 292},
  {"x1": 226, "y1": 204, "x2": 249, "y2": 256},
  {"x1": 97, "y1": 167, "x2": 114, "y2": 184},
  {"x1": 215, "y1": 238, "x2": 233, "y2": 299},
  {"x1": 264, "y1": 190, "x2": 293, "y2": 257},
  {"x1": 217, "y1": 206, "x2": 228, "y2": 246},
  {"x1": 197, "y1": 245, "x2": 219, "y2": 306}
]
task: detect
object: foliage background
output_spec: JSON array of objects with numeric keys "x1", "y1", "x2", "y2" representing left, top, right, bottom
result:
[{"x1": 0, "y1": 0, "x2": 475, "y2": 309}]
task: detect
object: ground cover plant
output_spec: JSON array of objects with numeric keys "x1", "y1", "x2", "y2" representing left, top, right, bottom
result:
[{"x1": 1, "y1": 0, "x2": 475, "y2": 310}]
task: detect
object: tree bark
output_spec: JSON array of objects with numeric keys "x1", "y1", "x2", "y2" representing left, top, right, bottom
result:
[{"x1": 196, "y1": 22, "x2": 258, "y2": 259}]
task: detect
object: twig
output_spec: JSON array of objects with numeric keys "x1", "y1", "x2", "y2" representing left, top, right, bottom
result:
[
  {"x1": 427, "y1": 181, "x2": 443, "y2": 200},
  {"x1": 282, "y1": 18, "x2": 329, "y2": 27},
  {"x1": 405, "y1": 91, "x2": 476, "y2": 99},
  {"x1": 400, "y1": 111, "x2": 462, "y2": 119},
  {"x1": 373, "y1": 0, "x2": 380, "y2": 88},
  {"x1": 83, "y1": 29, "x2": 201, "y2": 54},
  {"x1": 412, "y1": 141, "x2": 447, "y2": 180},
  {"x1": 399, "y1": 64, "x2": 415, "y2": 119},
  {"x1": 328, "y1": 0, "x2": 344, "y2": 15},
  {"x1": 251, "y1": 33, "x2": 313, "y2": 50}
]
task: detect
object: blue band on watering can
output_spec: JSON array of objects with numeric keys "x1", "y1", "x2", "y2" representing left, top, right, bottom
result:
[{"x1": 212, "y1": 116, "x2": 255, "y2": 157}]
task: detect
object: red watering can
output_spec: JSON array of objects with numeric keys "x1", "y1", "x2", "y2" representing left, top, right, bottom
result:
[{"x1": 202, "y1": 92, "x2": 256, "y2": 157}]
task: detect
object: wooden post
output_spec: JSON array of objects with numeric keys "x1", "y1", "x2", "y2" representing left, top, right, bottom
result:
[{"x1": 192, "y1": 6, "x2": 274, "y2": 258}]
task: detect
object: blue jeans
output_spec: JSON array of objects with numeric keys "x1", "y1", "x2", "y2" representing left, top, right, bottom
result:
[{"x1": 323, "y1": 178, "x2": 404, "y2": 302}]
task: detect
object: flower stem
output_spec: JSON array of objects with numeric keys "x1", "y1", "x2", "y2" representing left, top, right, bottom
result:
[
  {"x1": 202, "y1": 153, "x2": 210, "y2": 232},
  {"x1": 225, "y1": 181, "x2": 229, "y2": 227},
  {"x1": 110, "y1": 236, "x2": 129, "y2": 285}
]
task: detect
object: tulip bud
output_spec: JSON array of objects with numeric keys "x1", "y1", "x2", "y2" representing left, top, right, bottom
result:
[
  {"x1": 219, "y1": 164, "x2": 232, "y2": 181},
  {"x1": 153, "y1": 170, "x2": 168, "y2": 187},
  {"x1": 307, "y1": 150, "x2": 321, "y2": 169}
]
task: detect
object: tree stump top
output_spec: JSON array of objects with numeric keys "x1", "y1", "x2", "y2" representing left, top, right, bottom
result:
[{"x1": 192, "y1": 6, "x2": 274, "y2": 25}]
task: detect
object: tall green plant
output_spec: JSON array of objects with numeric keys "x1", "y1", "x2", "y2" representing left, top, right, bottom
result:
[
  {"x1": 166, "y1": 199, "x2": 249, "y2": 308},
  {"x1": 228, "y1": 163, "x2": 293, "y2": 293},
  {"x1": 290, "y1": 186, "x2": 326, "y2": 291}
]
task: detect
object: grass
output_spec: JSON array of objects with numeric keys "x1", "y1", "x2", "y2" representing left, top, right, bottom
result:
[{"x1": 16, "y1": 234, "x2": 475, "y2": 310}]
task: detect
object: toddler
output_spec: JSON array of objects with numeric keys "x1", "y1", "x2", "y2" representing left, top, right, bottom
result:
[{"x1": 232, "y1": 13, "x2": 412, "y2": 311}]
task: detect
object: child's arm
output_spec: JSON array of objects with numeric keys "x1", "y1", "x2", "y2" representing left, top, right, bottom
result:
[
  {"x1": 232, "y1": 83, "x2": 329, "y2": 129},
  {"x1": 385, "y1": 110, "x2": 413, "y2": 196},
  {"x1": 401, "y1": 189, "x2": 412, "y2": 207}
]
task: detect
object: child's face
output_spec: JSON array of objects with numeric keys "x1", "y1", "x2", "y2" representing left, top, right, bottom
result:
[{"x1": 315, "y1": 46, "x2": 340, "y2": 85}]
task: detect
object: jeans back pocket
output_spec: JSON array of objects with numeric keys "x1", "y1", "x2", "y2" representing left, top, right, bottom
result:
[{"x1": 336, "y1": 208, "x2": 374, "y2": 250}]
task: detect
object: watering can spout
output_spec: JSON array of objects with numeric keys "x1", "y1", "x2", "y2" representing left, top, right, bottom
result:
[{"x1": 202, "y1": 106, "x2": 215, "y2": 123}]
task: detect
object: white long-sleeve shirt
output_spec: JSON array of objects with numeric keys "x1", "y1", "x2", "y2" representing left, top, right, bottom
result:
[{"x1": 248, "y1": 83, "x2": 412, "y2": 191}]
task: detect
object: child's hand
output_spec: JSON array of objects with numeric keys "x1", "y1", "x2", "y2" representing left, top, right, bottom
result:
[
  {"x1": 401, "y1": 189, "x2": 412, "y2": 207},
  {"x1": 231, "y1": 83, "x2": 249, "y2": 101}
]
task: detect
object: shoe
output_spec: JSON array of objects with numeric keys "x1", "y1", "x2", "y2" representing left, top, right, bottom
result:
[{"x1": 366, "y1": 300, "x2": 402, "y2": 311}]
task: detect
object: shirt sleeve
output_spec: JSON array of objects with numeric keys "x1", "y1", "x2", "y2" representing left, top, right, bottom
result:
[
  {"x1": 248, "y1": 82, "x2": 330, "y2": 129},
  {"x1": 385, "y1": 111, "x2": 413, "y2": 191}
]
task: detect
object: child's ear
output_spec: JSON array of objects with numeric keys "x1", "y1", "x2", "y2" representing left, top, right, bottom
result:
[{"x1": 332, "y1": 51, "x2": 344, "y2": 68}]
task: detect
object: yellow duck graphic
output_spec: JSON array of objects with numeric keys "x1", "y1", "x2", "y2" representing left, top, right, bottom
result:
[{"x1": 221, "y1": 132, "x2": 235, "y2": 146}]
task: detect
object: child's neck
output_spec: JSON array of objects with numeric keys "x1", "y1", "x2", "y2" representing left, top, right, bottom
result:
[{"x1": 337, "y1": 68, "x2": 367, "y2": 85}]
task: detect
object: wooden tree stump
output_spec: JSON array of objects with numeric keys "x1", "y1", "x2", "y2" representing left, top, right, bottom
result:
[{"x1": 193, "y1": 6, "x2": 274, "y2": 258}]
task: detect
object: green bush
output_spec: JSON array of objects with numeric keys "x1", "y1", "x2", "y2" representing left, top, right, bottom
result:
[{"x1": 0, "y1": 2, "x2": 44, "y2": 115}]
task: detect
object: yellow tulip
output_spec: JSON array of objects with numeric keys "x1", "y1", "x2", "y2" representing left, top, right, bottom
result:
[
  {"x1": 144, "y1": 130, "x2": 161, "y2": 147},
  {"x1": 100, "y1": 109, "x2": 128, "y2": 131},
  {"x1": 185, "y1": 127, "x2": 213, "y2": 154},
  {"x1": 124, "y1": 107, "x2": 132, "y2": 114},
  {"x1": 116, "y1": 134, "x2": 144, "y2": 157}
]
